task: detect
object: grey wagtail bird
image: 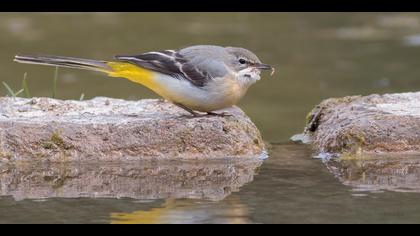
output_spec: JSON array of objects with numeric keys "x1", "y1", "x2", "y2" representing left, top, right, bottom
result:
[{"x1": 14, "y1": 45, "x2": 274, "y2": 117}]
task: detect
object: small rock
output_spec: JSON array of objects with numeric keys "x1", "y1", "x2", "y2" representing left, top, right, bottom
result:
[{"x1": 294, "y1": 92, "x2": 420, "y2": 155}]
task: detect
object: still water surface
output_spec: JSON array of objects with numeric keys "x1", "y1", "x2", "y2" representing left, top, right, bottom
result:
[{"x1": 2, "y1": 13, "x2": 420, "y2": 223}]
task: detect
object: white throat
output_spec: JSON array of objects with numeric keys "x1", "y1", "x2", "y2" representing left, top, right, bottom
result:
[{"x1": 236, "y1": 67, "x2": 261, "y2": 88}]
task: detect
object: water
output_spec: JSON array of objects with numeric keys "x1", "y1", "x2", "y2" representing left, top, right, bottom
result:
[
  {"x1": 2, "y1": 12, "x2": 420, "y2": 223},
  {"x1": 3, "y1": 144, "x2": 420, "y2": 223}
]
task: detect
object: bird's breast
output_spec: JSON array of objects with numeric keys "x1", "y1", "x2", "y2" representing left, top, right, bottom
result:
[
  {"x1": 153, "y1": 74, "x2": 248, "y2": 112},
  {"x1": 199, "y1": 76, "x2": 249, "y2": 110}
]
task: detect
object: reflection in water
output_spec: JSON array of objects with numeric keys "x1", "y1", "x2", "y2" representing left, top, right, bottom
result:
[
  {"x1": 0, "y1": 159, "x2": 262, "y2": 201},
  {"x1": 4, "y1": 144, "x2": 420, "y2": 223},
  {"x1": 324, "y1": 154, "x2": 420, "y2": 193},
  {"x1": 111, "y1": 197, "x2": 250, "y2": 224}
]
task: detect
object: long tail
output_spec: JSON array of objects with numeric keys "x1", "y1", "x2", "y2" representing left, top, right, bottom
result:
[
  {"x1": 14, "y1": 54, "x2": 157, "y2": 92},
  {"x1": 14, "y1": 54, "x2": 113, "y2": 73}
]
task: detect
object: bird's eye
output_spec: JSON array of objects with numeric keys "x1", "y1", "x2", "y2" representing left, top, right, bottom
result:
[{"x1": 239, "y1": 58, "x2": 246, "y2": 64}]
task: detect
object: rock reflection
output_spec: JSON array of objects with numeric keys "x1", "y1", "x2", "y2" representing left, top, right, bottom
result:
[
  {"x1": 324, "y1": 155, "x2": 420, "y2": 192},
  {"x1": 0, "y1": 159, "x2": 262, "y2": 201}
]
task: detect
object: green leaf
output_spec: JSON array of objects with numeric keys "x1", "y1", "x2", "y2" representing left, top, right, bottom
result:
[
  {"x1": 52, "y1": 67, "x2": 59, "y2": 98},
  {"x1": 2, "y1": 82, "x2": 16, "y2": 97},
  {"x1": 22, "y1": 72, "x2": 31, "y2": 98},
  {"x1": 14, "y1": 89, "x2": 24, "y2": 97},
  {"x1": 79, "y1": 93, "x2": 85, "y2": 101}
]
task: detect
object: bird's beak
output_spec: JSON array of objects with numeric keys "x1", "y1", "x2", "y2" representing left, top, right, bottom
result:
[{"x1": 256, "y1": 63, "x2": 275, "y2": 76}]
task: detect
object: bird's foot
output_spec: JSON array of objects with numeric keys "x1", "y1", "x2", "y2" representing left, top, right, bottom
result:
[
  {"x1": 173, "y1": 103, "x2": 232, "y2": 118},
  {"x1": 181, "y1": 112, "x2": 207, "y2": 118},
  {"x1": 206, "y1": 111, "x2": 233, "y2": 117},
  {"x1": 184, "y1": 112, "x2": 232, "y2": 118}
]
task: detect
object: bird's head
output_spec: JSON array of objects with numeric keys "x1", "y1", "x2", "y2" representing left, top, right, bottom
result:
[{"x1": 225, "y1": 46, "x2": 274, "y2": 85}]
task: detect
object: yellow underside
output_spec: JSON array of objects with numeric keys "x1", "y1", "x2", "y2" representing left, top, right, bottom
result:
[{"x1": 106, "y1": 62, "x2": 166, "y2": 97}]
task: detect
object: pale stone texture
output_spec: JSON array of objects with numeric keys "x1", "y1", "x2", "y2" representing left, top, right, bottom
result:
[
  {"x1": 0, "y1": 97, "x2": 264, "y2": 161},
  {"x1": 293, "y1": 92, "x2": 420, "y2": 154}
]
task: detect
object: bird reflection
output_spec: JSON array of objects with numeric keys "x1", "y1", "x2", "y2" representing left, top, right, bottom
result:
[{"x1": 110, "y1": 196, "x2": 251, "y2": 224}]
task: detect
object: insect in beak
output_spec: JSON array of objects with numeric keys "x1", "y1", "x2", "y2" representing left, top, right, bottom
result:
[{"x1": 255, "y1": 63, "x2": 275, "y2": 76}]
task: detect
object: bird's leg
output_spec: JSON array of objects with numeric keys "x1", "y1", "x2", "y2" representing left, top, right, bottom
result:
[
  {"x1": 206, "y1": 111, "x2": 233, "y2": 117},
  {"x1": 173, "y1": 103, "x2": 232, "y2": 118},
  {"x1": 173, "y1": 103, "x2": 204, "y2": 117}
]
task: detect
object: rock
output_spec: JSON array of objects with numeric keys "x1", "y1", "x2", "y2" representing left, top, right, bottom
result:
[
  {"x1": 0, "y1": 97, "x2": 264, "y2": 161},
  {"x1": 293, "y1": 92, "x2": 420, "y2": 154},
  {"x1": 0, "y1": 159, "x2": 262, "y2": 201}
]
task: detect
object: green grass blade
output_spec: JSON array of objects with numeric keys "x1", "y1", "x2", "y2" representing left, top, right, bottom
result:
[
  {"x1": 14, "y1": 89, "x2": 24, "y2": 97},
  {"x1": 22, "y1": 72, "x2": 31, "y2": 98},
  {"x1": 2, "y1": 82, "x2": 16, "y2": 97},
  {"x1": 52, "y1": 67, "x2": 59, "y2": 98},
  {"x1": 79, "y1": 93, "x2": 85, "y2": 101}
]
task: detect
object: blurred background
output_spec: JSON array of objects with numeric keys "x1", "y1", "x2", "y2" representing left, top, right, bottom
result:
[
  {"x1": 4, "y1": 12, "x2": 420, "y2": 224},
  {"x1": 2, "y1": 12, "x2": 420, "y2": 142}
]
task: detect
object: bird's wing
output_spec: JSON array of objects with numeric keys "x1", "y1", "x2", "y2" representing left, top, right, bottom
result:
[{"x1": 115, "y1": 50, "x2": 211, "y2": 87}]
